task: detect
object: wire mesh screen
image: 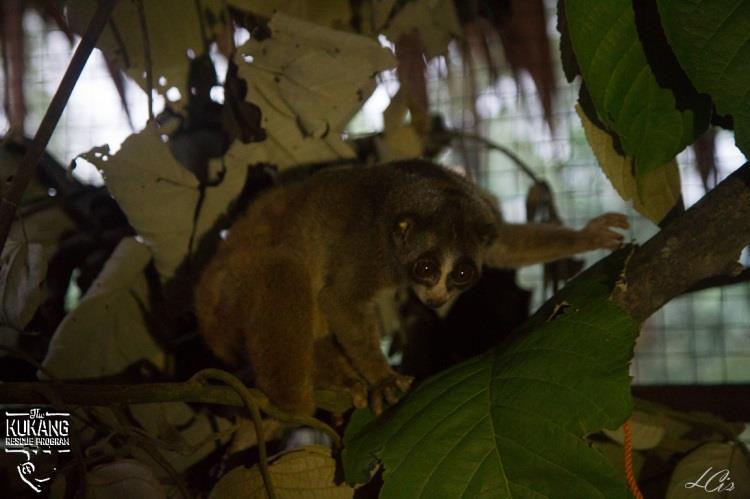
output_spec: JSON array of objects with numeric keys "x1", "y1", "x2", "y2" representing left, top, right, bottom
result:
[
  {"x1": 5, "y1": 11, "x2": 150, "y2": 185},
  {"x1": 5, "y1": 7, "x2": 750, "y2": 388},
  {"x1": 421, "y1": 4, "x2": 750, "y2": 388}
]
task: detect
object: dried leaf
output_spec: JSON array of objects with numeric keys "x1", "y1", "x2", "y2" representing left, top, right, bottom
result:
[
  {"x1": 210, "y1": 445, "x2": 354, "y2": 499},
  {"x1": 228, "y1": 0, "x2": 352, "y2": 30},
  {"x1": 395, "y1": 31, "x2": 429, "y2": 135},
  {"x1": 40, "y1": 238, "x2": 164, "y2": 379},
  {"x1": 603, "y1": 412, "x2": 667, "y2": 450},
  {"x1": 577, "y1": 104, "x2": 682, "y2": 224},
  {"x1": 2, "y1": 203, "x2": 75, "y2": 251},
  {"x1": 78, "y1": 14, "x2": 392, "y2": 279},
  {"x1": 229, "y1": 418, "x2": 286, "y2": 455},
  {"x1": 372, "y1": 0, "x2": 398, "y2": 33},
  {"x1": 80, "y1": 125, "x2": 199, "y2": 279},
  {"x1": 67, "y1": 0, "x2": 227, "y2": 107},
  {"x1": 229, "y1": 12, "x2": 395, "y2": 169},
  {"x1": 666, "y1": 442, "x2": 750, "y2": 498},
  {"x1": 129, "y1": 402, "x2": 235, "y2": 473},
  {"x1": 383, "y1": 0, "x2": 461, "y2": 58},
  {"x1": 464, "y1": 20, "x2": 499, "y2": 83},
  {"x1": 496, "y1": 0, "x2": 556, "y2": 127},
  {"x1": 382, "y1": 88, "x2": 409, "y2": 130},
  {"x1": 0, "y1": 235, "x2": 46, "y2": 330},
  {"x1": 224, "y1": 61, "x2": 267, "y2": 144},
  {"x1": 375, "y1": 124, "x2": 424, "y2": 162},
  {"x1": 81, "y1": 123, "x2": 246, "y2": 279},
  {"x1": 84, "y1": 459, "x2": 166, "y2": 499}
]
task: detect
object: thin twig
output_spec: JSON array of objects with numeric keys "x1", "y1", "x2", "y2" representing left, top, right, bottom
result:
[
  {"x1": 0, "y1": 379, "x2": 353, "y2": 417},
  {"x1": 0, "y1": 374, "x2": 348, "y2": 497},
  {"x1": 111, "y1": 405, "x2": 191, "y2": 499},
  {"x1": 440, "y1": 129, "x2": 542, "y2": 184},
  {"x1": 192, "y1": 369, "x2": 276, "y2": 499},
  {"x1": 0, "y1": 0, "x2": 116, "y2": 256},
  {"x1": 135, "y1": 0, "x2": 154, "y2": 122},
  {"x1": 187, "y1": 370, "x2": 341, "y2": 444}
]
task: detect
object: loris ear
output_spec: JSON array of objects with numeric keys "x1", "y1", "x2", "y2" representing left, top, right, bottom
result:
[
  {"x1": 478, "y1": 222, "x2": 499, "y2": 246},
  {"x1": 393, "y1": 215, "x2": 414, "y2": 247}
]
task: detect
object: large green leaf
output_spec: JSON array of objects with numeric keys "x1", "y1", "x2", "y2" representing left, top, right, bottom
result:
[
  {"x1": 343, "y1": 252, "x2": 638, "y2": 498},
  {"x1": 657, "y1": 0, "x2": 750, "y2": 158},
  {"x1": 563, "y1": 0, "x2": 708, "y2": 175}
]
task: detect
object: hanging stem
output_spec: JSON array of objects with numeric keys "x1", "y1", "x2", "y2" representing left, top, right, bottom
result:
[
  {"x1": 439, "y1": 129, "x2": 543, "y2": 184},
  {"x1": 191, "y1": 369, "x2": 276, "y2": 499}
]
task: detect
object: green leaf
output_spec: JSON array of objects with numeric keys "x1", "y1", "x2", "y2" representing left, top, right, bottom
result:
[
  {"x1": 343, "y1": 252, "x2": 638, "y2": 498},
  {"x1": 576, "y1": 104, "x2": 682, "y2": 224},
  {"x1": 657, "y1": 0, "x2": 750, "y2": 158},
  {"x1": 563, "y1": 0, "x2": 708, "y2": 174}
]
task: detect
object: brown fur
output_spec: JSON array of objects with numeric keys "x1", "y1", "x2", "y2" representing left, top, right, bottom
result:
[{"x1": 195, "y1": 160, "x2": 628, "y2": 415}]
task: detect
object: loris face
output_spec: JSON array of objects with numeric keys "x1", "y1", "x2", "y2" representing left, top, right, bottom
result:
[
  {"x1": 392, "y1": 213, "x2": 494, "y2": 309},
  {"x1": 408, "y1": 251, "x2": 480, "y2": 308}
]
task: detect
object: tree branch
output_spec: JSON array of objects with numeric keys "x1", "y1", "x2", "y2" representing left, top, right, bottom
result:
[
  {"x1": 0, "y1": 380, "x2": 353, "y2": 415},
  {"x1": 0, "y1": 0, "x2": 116, "y2": 255},
  {"x1": 683, "y1": 268, "x2": 750, "y2": 295},
  {"x1": 612, "y1": 162, "x2": 750, "y2": 321}
]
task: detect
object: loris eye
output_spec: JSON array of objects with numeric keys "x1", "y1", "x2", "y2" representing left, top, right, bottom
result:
[
  {"x1": 412, "y1": 257, "x2": 439, "y2": 284},
  {"x1": 450, "y1": 261, "x2": 477, "y2": 287}
]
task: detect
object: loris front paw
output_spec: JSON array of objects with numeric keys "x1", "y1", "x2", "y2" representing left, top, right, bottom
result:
[
  {"x1": 369, "y1": 373, "x2": 414, "y2": 415},
  {"x1": 581, "y1": 213, "x2": 629, "y2": 250},
  {"x1": 345, "y1": 379, "x2": 370, "y2": 410}
]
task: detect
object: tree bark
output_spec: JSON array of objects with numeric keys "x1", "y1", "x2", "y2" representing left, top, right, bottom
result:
[{"x1": 611, "y1": 162, "x2": 750, "y2": 322}]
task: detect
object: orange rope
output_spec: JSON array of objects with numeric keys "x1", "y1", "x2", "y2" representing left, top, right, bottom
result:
[{"x1": 623, "y1": 420, "x2": 644, "y2": 499}]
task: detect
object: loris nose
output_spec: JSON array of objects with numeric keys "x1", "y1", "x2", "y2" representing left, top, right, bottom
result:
[{"x1": 425, "y1": 298, "x2": 447, "y2": 309}]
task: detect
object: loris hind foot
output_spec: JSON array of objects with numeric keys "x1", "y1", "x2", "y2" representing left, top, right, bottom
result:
[
  {"x1": 314, "y1": 337, "x2": 413, "y2": 415},
  {"x1": 368, "y1": 373, "x2": 414, "y2": 415}
]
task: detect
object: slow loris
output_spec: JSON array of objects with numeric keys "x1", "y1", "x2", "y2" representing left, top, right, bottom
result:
[{"x1": 195, "y1": 160, "x2": 628, "y2": 415}]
